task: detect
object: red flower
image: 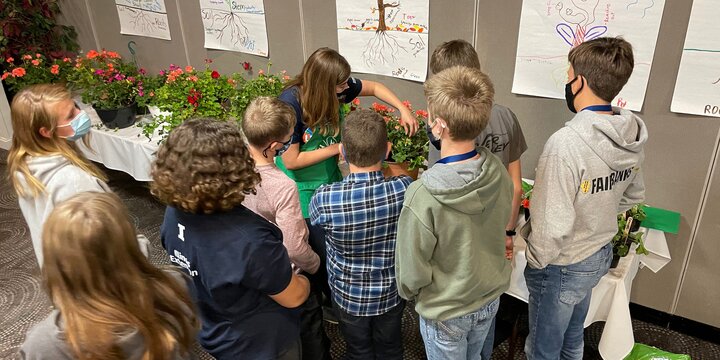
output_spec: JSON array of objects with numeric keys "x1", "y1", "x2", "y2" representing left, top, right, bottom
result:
[
  {"x1": 522, "y1": 199, "x2": 530, "y2": 209},
  {"x1": 352, "y1": 98, "x2": 360, "y2": 106},
  {"x1": 6, "y1": 57, "x2": 14, "y2": 63},
  {"x1": 402, "y1": 100, "x2": 412, "y2": 110},
  {"x1": 11, "y1": 67, "x2": 26, "y2": 77},
  {"x1": 415, "y1": 109, "x2": 428, "y2": 118},
  {"x1": 211, "y1": 70, "x2": 220, "y2": 79},
  {"x1": 242, "y1": 62, "x2": 251, "y2": 71},
  {"x1": 204, "y1": 58, "x2": 213, "y2": 64},
  {"x1": 50, "y1": 64, "x2": 60, "y2": 75}
]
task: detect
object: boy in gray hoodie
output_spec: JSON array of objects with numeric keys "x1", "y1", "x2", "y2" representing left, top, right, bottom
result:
[
  {"x1": 396, "y1": 66, "x2": 513, "y2": 360},
  {"x1": 524, "y1": 37, "x2": 648, "y2": 360}
]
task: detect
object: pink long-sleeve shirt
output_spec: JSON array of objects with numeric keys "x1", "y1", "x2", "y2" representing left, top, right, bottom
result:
[{"x1": 243, "y1": 164, "x2": 321, "y2": 274}]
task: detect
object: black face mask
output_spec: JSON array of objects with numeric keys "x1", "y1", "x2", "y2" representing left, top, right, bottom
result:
[
  {"x1": 263, "y1": 139, "x2": 292, "y2": 158},
  {"x1": 565, "y1": 76, "x2": 584, "y2": 113},
  {"x1": 426, "y1": 123, "x2": 441, "y2": 150}
]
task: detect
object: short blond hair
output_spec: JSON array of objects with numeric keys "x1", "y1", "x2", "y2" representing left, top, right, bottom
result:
[
  {"x1": 424, "y1": 66, "x2": 494, "y2": 141},
  {"x1": 241, "y1": 97, "x2": 295, "y2": 147}
]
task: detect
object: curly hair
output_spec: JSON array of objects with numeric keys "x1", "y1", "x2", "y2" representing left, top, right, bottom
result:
[{"x1": 150, "y1": 118, "x2": 261, "y2": 214}]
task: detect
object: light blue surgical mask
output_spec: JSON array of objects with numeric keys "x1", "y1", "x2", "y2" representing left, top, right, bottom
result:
[{"x1": 58, "y1": 111, "x2": 92, "y2": 141}]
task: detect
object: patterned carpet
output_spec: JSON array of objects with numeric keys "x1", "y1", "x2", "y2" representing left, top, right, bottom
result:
[{"x1": 1, "y1": 150, "x2": 718, "y2": 359}]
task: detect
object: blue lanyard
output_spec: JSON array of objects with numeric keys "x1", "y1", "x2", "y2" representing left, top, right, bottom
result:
[
  {"x1": 582, "y1": 104, "x2": 613, "y2": 112},
  {"x1": 436, "y1": 149, "x2": 478, "y2": 164}
]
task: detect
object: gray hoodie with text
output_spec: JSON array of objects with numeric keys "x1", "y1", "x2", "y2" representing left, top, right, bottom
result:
[{"x1": 526, "y1": 108, "x2": 648, "y2": 269}]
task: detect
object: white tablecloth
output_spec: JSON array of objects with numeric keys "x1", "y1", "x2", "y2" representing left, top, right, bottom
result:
[
  {"x1": 75, "y1": 100, "x2": 161, "y2": 182},
  {"x1": 507, "y1": 217, "x2": 670, "y2": 360}
]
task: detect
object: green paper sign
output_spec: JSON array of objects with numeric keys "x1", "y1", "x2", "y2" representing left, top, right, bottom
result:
[{"x1": 641, "y1": 205, "x2": 681, "y2": 234}]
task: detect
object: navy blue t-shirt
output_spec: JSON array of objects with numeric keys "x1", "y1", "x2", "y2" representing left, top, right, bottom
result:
[
  {"x1": 278, "y1": 77, "x2": 363, "y2": 145},
  {"x1": 161, "y1": 205, "x2": 300, "y2": 360}
]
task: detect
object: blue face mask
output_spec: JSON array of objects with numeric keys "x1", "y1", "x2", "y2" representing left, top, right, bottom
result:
[{"x1": 58, "y1": 111, "x2": 92, "y2": 141}]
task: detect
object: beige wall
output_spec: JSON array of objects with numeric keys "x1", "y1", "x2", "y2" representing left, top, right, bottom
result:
[{"x1": 57, "y1": 0, "x2": 720, "y2": 326}]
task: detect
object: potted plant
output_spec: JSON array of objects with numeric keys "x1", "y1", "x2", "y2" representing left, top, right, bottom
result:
[
  {"x1": 67, "y1": 50, "x2": 141, "y2": 129},
  {"x1": 626, "y1": 204, "x2": 647, "y2": 232},
  {"x1": 230, "y1": 64, "x2": 288, "y2": 120},
  {"x1": 611, "y1": 206, "x2": 649, "y2": 268},
  {"x1": 1, "y1": 53, "x2": 74, "y2": 92},
  {"x1": 135, "y1": 68, "x2": 167, "y2": 117},
  {"x1": 140, "y1": 64, "x2": 239, "y2": 140},
  {"x1": 363, "y1": 100, "x2": 429, "y2": 179},
  {"x1": 0, "y1": 0, "x2": 79, "y2": 101}
]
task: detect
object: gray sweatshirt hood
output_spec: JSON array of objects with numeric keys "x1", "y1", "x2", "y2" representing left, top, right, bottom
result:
[
  {"x1": 24, "y1": 154, "x2": 73, "y2": 187},
  {"x1": 420, "y1": 147, "x2": 506, "y2": 215},
  {"x1": 566, "y1": 107, "x2": 648, "y2": 171}
]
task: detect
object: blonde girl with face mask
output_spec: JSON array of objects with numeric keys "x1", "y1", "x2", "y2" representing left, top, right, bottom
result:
[{"x1": 20, "y1": 192, "x2": 199, "y2": 360}]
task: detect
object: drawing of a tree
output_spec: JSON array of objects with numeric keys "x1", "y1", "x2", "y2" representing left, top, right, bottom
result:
[{"x1": 362, "y1": 0, "x2": 408, "y2": 67}]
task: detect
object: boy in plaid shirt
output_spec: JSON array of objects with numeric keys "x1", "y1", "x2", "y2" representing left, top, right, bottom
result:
[{"x1": 309, "y1": 109, "x2": 411, "y2": 360}]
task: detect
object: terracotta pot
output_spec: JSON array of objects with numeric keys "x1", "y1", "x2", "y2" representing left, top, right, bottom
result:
[
  {"x1": 382, "y1": 161, "x2": 419, "y2": 180},
  {"x1": 93, "y1": 103, "x2": 137, "y2": 129}
]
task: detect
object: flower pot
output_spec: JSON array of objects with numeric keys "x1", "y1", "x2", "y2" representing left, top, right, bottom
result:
[
  {"x1": 382, "y1": 161, "x2": 419, "y2": 180},
  {"x1": 93, "y1": 103, "x2": 138, "y2": 129},
  {"x1": 630, "y1": 220, "x2": 642, "y2": 232},
  {"x1": 610, "y1": 254, "x2": 621, "y2": 269}
]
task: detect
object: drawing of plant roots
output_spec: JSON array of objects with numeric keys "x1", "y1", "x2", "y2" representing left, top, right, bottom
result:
[
  {"x1": 202, "y1": 8, "x2": 251, "y2": 49},
  {"x1": 361, "y1": 0, "x2": 408, "y2": 67},
  {"x1": 555, "y1": 0, "x2": 607, "y2": 47},
  {"x1": 129, "y1": 7, "x2": 157, "y2": 33}
]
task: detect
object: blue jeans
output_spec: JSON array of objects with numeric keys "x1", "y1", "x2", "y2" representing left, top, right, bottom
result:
[
  {"x1": 419, "y1": 297, "x2": 500, "y2": 360},
  {"x1": 523, "y1": 243, "x2": 612, "y2": 360}
]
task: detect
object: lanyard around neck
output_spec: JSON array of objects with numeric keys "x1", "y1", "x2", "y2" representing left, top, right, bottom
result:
[
  {"x1": 436, "y1": 149, "x2": 478, "y2": 164},
  {"x1": 582, "y1": 104, "x2": 613, "y2": 112}
]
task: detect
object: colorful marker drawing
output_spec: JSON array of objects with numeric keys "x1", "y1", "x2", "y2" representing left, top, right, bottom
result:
[
  {"x1": 554, "y1": 1, "x2": 607, "y2": 47},
  {"x1": 198, "y1": 0, "x2": 268, "y2": 56},
  {"x1": 336, "y1": 0, "x2": 429, "y2": 81}
]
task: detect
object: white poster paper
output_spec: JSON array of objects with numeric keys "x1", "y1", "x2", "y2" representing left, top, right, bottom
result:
[
  {"x1": 512, "y1": 0, "x2": 666, "y2": 111},
  {"x1": 115, "y1": 0, "x2": 171, "y2": 40},
  {"x1": 199, "y1": 0, "x2": 269, "y2": 57},
  {"x1": 336, "y1": 0, "x2": 429, "y2": 82},
  {"x1": 671, "y1": 0, "x2": 720, "y2": 118}
]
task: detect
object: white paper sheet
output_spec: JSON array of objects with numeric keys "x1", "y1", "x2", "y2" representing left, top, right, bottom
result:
[
  {"x1": 512, "y1": 0, "x2": 666, "y2": 111},
  {"x1": 199, "y1": 0, "x2": 269, "y2": 57},
  {"x1": 336, "y1": 0, "x2": 429, "y2": 82},
  {"x1": 115, "y1": 0, "x2": 171, "y2": 40},
  {"x1": 671, "y1": 0, "x2": 720, "y2": 118}
]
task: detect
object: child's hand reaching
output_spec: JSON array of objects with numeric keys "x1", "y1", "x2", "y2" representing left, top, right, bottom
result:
[{"x1": 399, "y1": 107, "x2": 419, "y2": 136}]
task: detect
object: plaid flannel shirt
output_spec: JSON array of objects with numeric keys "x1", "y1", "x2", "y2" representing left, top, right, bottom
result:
[{"x1": 309, "y1": 171, "x2": 412, "y2": 316}]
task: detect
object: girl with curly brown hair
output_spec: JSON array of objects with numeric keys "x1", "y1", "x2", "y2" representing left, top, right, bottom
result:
[{"x1": 151, "y1": 118, "x2": 310, "y2": 360}]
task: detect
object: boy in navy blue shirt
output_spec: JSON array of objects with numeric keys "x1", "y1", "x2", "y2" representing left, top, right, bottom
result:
[
  {"x1": 309, "y1": 109, "x2": 412, "y2": 360},
  {"x1": 151, "y1": 118, "x2": 310, "y2": 360}
]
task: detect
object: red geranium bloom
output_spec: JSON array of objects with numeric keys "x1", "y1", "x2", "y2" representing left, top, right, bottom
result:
[
  {"x1": 211, "y1": 70, "x2": 220, "y2": 79},
  {"x1": 242, "y1": 62, "x2": 251, "y2": 71}
]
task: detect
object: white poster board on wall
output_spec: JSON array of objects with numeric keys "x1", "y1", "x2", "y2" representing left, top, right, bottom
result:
[
  {"x1": 199, "y1": 0, "x2": 270, "y2": 57},
  {"x1": 115, "y1": 0, "x2": 171, "y2": 40}
]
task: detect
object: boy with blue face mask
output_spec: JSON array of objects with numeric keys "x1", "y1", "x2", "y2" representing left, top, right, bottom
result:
[
  {"x1": 241, "y1": 97, "x2": 327, "y2": 360},
  {"x1": 524, "y1": 37, "x2": 648, "y2": 360}
]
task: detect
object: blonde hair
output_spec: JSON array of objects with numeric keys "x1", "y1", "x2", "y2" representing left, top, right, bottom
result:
[
  {"x1": 568, "y1": 36, "x2": 634, "y2": 102},
  {"x1": 42, "y1": 192, "x2": 198, "y2": 360},
  {"x1": 7, "y1": 84, "x2": 106, "y2": 197},
  {"x1": 430, "y1": 39, "x2": 481, "y2": 75},
  {"x1": 424, "y1": 66, "x2": 495, "y2": 141},
  {"x1": 284, "y1": 47, "x2": 351, "y2": 136},
  {"x1": 151, "y1": 118, "x2": 260, "y2": 214},
  {"x1": 242, "y1": 96, "x2": 296, "y2": 148}
]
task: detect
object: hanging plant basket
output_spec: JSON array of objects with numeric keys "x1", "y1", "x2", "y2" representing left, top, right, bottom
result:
[{"x1": 94, "y1": 103, "x2": 138, "y2": 129}]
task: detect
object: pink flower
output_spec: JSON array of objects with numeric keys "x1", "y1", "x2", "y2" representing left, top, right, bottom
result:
[
  {"x1": 283, "y1": 75, "x2": 290, "y2": 81},
  {"x1": 169, "y1": 64, "x2": 180, "y2": 71},
  {"x1": 94, "y1": 69, "x2": 104, "y2": 75},
  {"x1": 159, "y1": 70, "x2": 166, "y2": 76},
  {"x1": 185, "y1": 65, "x2": 194, "y2": 72},
  {"x1": 415, "y1": 109, "x2": 428, "y2": 118},
  {"x1": 35, "y1": 53, "x2": 42, "y2": 58},
  {"x1": 31, "y1": 59, "x2": 40, "y2": 66},
  {"x1": 352, "y1": 98, "x2": 361, "y2": 106},
  {"x1": 205, "y1": 58, "x2": 213, "y2": 64},
  {"x1": 6, "y1": 57, "x2": 14, "y2": 63},
  {"x1": 63, "y1": 57, "x2": 71, "y2": 63},
  {"x1": 227, "y1": 78, "x2": 237, "y2": 85},
  {"x1": 188, "y1": 75, "x2": 199, "y2": 82},
  {"x1": 139, "y1": 68, "x2": 146, "y2": 75},
  {"x1": 258, "y1": 69, "x2": 265, "y2": 75},
  {"x1": 127, "y1": 76, "x2": 135, "y2": 82},
  {"x1": 402, "y1": 100, "x2": 412, "y2": 110},
  {"x1": 50, "y1": 64, "x2": 60, "y2": 75},
  {"x1": 86, "y1": 50, "x2": 99, "y2": 59},
  {"x1": 22, "y1": 55, "x2": 32, "y2": 60},
  {"x1": 12, "y1": 68, "x2": 26, "y2": 77},
  {"x1": 1, "y1": 73, "x2": 9, "y2": 80}
]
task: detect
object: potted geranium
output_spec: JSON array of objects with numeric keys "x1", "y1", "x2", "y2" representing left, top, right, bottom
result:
[
  {"x1": 363, "y1": 100, "x2": 428, "y2": 179},
  {"x1": 230, "y1": 64, "x2": 289, "y2": 120},
  {"x1": 68, "y1": 50, "x2": 141, "y2": 129},
  {"x1": 611, "y1": 204, "x2": 649, "y2": 268},
  {"x1": 140, "y1": 64, "x2": 239, "y2": 140},
  {"x1": 2, "y1": 53, "x2": 74, "y2": 92}
]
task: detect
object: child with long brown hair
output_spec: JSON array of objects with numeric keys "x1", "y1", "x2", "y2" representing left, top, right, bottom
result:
[
  {"x1": 7, "y1": 84, "x2": 109, "y2": 266},
  {"x1": 20, "y1": 192, "x2": 198, "y2": 360},
  {"x1": 277, "y1": 48, "x2": 419, "y2": 329}
]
